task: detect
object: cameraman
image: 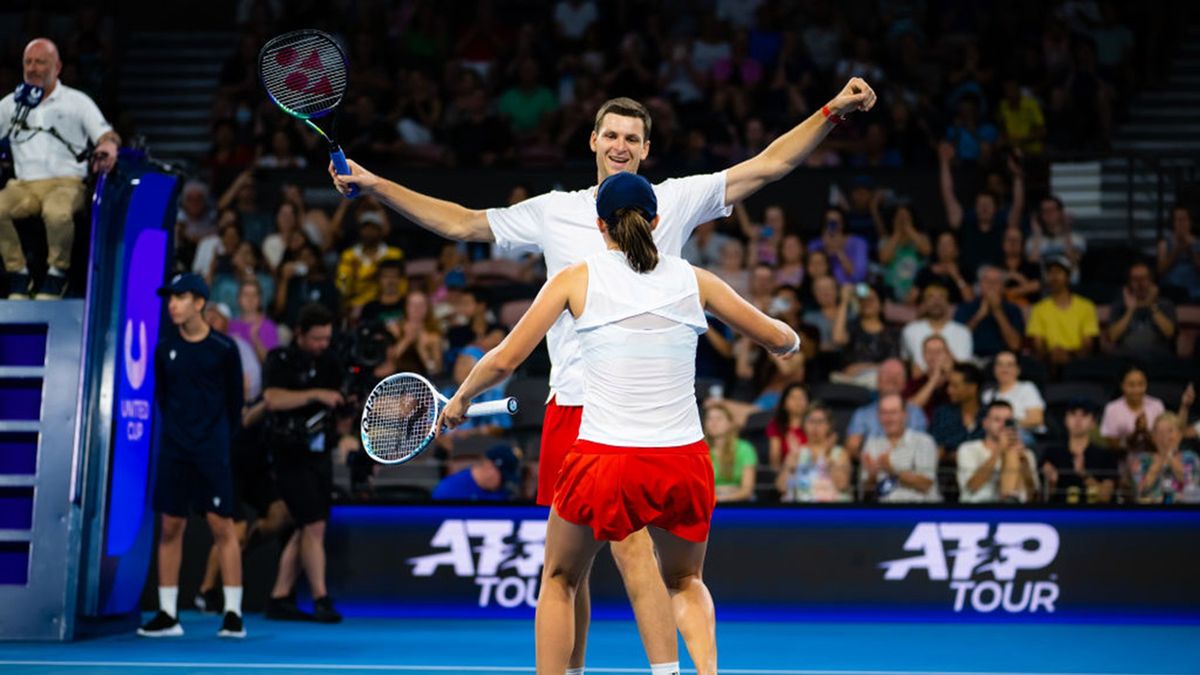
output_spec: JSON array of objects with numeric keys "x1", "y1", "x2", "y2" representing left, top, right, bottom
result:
[
  {"x1": 1, "y1": 38, "x2": 120, "y2": 299},
  {"x1": 262, "y1": 303, "x2": 344, "y2": 623}
]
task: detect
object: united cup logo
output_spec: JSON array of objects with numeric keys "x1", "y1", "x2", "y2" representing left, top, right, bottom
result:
[{"x1": 124, "y1": 319, "x2": 148, "y2": 391}]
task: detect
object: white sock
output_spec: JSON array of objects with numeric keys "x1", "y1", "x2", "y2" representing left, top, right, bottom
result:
[
  {"x1": 159, "y1": 586, "x2": 178, "y2": 619},
  {"x1": 223, "y1": 586, "x2": 243, "y2": 617},
  {"x1": 650, "y1": 663, "x2": 680, "y2": 675},
  {"x1": 566, "y1": 669, "x2": 585, "y2": 675},
  {"x1": 16, "y1": 267, "x2": 28, "y2": 274},
  {"x1": 48, "y1": 266, "x2": 65, "y2": 277}
]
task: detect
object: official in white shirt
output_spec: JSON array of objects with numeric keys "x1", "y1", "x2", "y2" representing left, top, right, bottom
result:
[{"x1": 0, "y1": 38, "x2": 119, "y2": 299}]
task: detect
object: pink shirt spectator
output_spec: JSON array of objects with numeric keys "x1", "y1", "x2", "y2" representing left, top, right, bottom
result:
[
  {"x1": 1100, "y1": 396, "x2": 1165, "y2": 442},
  {"x1": 228, "y1": 317, "x2": 280, "y2": 354}
]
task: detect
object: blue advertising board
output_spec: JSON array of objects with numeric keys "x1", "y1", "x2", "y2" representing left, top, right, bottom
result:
[{"x1": 326, "y1": 505, "x2": 1200, "y2": 623}]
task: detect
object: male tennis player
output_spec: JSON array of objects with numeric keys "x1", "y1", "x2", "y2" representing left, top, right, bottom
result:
[
  {"x1": 332, "y1": 78, "x2": 875, "y2": 670},
  {"x1": 139, "y1": 273, "x2": 246, "y2": 639},
  {"x1": 439, "y1": 172, "x2": 799, "y2": 675}
]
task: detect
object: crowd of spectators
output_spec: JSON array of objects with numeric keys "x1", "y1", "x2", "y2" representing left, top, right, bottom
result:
[
  {"x1": 196, "y1": 0, "x2": 1166, "y2": 195},
  {"x1": 151, "y1": 1, "x2": 1200, "y2": 506},
  {"x1": 6, "y1": 3, "x2": 1196, "y2": 505}
]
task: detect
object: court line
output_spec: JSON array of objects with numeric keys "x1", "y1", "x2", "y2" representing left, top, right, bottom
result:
[{"x1": 0, "y1": 662, "x2": 1164, "y2": 675}]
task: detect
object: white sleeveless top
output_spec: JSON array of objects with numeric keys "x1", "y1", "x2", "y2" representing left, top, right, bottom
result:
[{"x1": 575, "y1": 251, "x2": 708, "y2": 447}]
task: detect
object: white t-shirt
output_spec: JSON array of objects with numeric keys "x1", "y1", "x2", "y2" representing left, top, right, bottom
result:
[
  {"x1": 982, "y1": 381, "x2": 1046, "y2": 432},
  {"x1": 487, "y1": 172, "x2": 731, "y2": 405},
  {"x1": 0, "y1": 82, "x2": 112, "y2": 180},
  {"x1": 192, "y1": 234, "x2": 226, "y2": 277},
  {"x1": 956, "y1": 439, "x2": 1040, "y2": 503},
  {"x1": 861, "y1": 429, "x2": 942, "y2": 503},
  {"x1": 900, "y1": 319, "x2": 974, "y2": 372}
]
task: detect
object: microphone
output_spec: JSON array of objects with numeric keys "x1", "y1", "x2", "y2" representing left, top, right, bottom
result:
[{"x1": 11, "y1": 82, "x2": 45, "y2": 128}]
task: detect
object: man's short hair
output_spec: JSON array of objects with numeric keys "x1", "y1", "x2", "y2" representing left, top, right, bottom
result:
[
  {"x1": 460, "y1": 285, "x2": 490, "y2": 307},
  {"x1": 922, "y1": 333, "x2": 949, "y2": 351},
  {"x1": 1127, "y1": 258, "x2": 1153, "y2": 280},
  {"x1": 377, "y1": 258, "x2": 405, "y2": 277},
  {"x1": 296, "y1": 303, "x2": 335, "y2": 334},
  {"x1": 594, "y1": 97, "x2": 652, "y2": 138},
  {"x1": 1041, "y1": 194, "x2": 1064, "y2": 211},
  {"x1": 984, "y1": 400, "x2": 1014, "y2": 417},
  {"x1": 953, "y1": 362, "x2": 984, "y2": 389}
]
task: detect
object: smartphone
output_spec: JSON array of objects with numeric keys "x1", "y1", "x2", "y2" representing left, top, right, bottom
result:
[
  {"x1": 855, "y1": 282, "x2": 870, "y2": 298},
  {"x1": 1003, "y1": 418, "x2": 1017, "y2": 430}
]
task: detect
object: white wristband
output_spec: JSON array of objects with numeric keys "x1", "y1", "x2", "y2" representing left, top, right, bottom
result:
[{"x1": 782, "y1": 331, "x2": 801, "y2": 356}]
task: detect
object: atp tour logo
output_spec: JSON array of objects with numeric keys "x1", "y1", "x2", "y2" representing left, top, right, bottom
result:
[
  {"x1": 880, "y1": 522, "x2": 1061, "y2": 614},
  {"x1": 409, "y1": 519, "x2": 546, "y2": 608}
]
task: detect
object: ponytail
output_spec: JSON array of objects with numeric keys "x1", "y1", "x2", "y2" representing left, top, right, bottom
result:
[{"x1": 609, "y1": 207, "x2": 659, "y2": 273}]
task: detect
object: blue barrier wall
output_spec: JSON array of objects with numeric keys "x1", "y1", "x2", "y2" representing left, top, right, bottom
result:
[{"x1": 76, "y1": 161, "x2": 179, "y2": 623}]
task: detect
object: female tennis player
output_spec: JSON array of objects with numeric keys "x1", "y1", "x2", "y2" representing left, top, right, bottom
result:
[{"x1": 439, "y1": 172, "x2": 799, "y2": 675}]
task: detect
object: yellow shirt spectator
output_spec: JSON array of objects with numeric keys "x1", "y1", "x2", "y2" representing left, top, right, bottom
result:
[
  {"x1": 998, "y1": 93, "x2": 1045, "y2": 155},
  {"x1": 337, "y1": 243, "x2": 404, "y2": 309},
  {"x1": 1026, "y1": 294, "x2": 1099, "y2": 351}
]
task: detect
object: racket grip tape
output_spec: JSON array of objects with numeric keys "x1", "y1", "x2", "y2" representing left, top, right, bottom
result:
[
  {"x1": 466, "y1": 397, "x2": 519, "y2": 417},
  {"x1": 330, "y1": 146, "x2": 359, "y2": 198}
]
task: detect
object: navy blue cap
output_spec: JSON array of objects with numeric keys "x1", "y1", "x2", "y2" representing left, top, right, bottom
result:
[
  {"x1": 596, "y1": 172, "x2": 657, "y2": 225},
  {"x1": 486, "y1": 444, "x2": 521, "y2": 485},
  {"x1": 157, "y1": 272, "x2": 210, "y2": 300}
]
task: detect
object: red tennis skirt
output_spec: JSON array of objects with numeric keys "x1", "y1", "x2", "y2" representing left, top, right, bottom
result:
[
  {"x1": 536, "y1": 397, "x2": 584, "y2": 506},
  {"x1": 552, "y1": 438, "x2": 715, "y2": 543}
]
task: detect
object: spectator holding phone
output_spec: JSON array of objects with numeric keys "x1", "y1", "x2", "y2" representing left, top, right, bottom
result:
[
  {"x1": 808, "y1": 207, "x2": 868, "y2": 284},
  {"x1": 957, "y1": 401, "x2": 1040, "y2": 503}
]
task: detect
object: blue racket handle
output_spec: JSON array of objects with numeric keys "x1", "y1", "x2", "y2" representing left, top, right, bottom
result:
[{"x1": 330, "y1": 146, "x2": 358, "y2": 198}]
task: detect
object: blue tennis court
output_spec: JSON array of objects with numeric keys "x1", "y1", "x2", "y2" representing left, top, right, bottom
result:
[{"x1": 1, "y1": 614, "x2": 1196, "y2": 674}]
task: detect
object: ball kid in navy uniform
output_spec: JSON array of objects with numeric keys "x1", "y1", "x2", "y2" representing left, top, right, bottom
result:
[{"x1": 138, "y1": 273, "x2": 247, "y2": 639}]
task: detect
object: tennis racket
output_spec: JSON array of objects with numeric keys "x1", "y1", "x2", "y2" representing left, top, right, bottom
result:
[
  {"x1": 259, "y1": 29, "x2": 358, "y2": 197},
  {"x1": 360, "y1": 372, "x2": 518, "y2": 465}
]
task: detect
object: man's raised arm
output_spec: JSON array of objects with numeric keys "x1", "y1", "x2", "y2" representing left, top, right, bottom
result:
[
  {"x1": 329, "y1": 159, "x2": 494, "y2": 242},
  {"x1": 724, "y1": 78, "x2": 876, "y2": 205}
]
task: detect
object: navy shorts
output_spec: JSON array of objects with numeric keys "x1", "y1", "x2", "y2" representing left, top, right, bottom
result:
[
  {"x1": 153, "y1": 451, "x2": 236, "y2": 519},
  {"x1": 275, "y1": 454, "x2": 332, "y2": 526},
  {"x1": 232, "y1": 444, "x2": 279, "y2": 521}
]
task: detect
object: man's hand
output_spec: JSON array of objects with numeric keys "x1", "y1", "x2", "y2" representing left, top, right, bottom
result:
[
  {"x1": 937, "y1": 141, "x2": 955, "y2": 165},
  {"x1": 984, "y1": 287, "x2": 1004, "y2": 312},
  {"x1": 822, "y1": 228, "x2": 845, "y2": 254},
  {"x1": 91, "y1": 138, "x2": 118, "y2": 174},
  {"x1": 1122, "y1": 285, "x2": 1137, "y2": 312},
  {"x1": 329, "y1": 158, "x2": 380, "y2": 197},
  {"x1": 311, "y1": 389, "x2": 345, "y2": 408},
  {"x1": 877, "y1": 451, "x2": 894, "y2": 474},
  {"x1": 1141, "y1": 284, "x2": 1159, "y2": 310},
  {"x1": 1006, "y1": 151, "x2": 1024, "y2": 177},
  {"x1": 828, "y1": 77, "x2": 877, "y2": 116}
]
